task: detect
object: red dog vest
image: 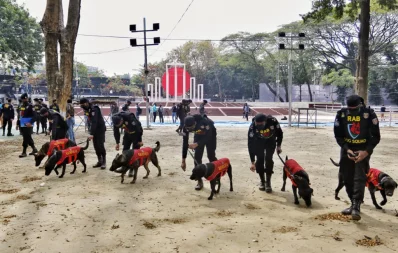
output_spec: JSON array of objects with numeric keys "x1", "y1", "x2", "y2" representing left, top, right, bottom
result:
[
  {"x1": 284, "y1": 159, "x2": 305, "y2": 187},
  {"x1": 206, "y1": 158, "x2": 230, "y2": 181},
  {"x1": 129, "y1": 147, "x2": 152, "y2": 166},
  {"x1": 56, "y1": 146, "x2": 81, "y2": 165},
  {"x1": 366, "y1": 168, "x2": 382, "y2": 189},
  {"x1": 47, "y1": 138, "x2": 69, "y2": 156}
]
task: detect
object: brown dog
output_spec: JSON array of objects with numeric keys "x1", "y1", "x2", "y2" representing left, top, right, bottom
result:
[{"x1": 109, "y1": 141, "x2": 161, "y2": 184}]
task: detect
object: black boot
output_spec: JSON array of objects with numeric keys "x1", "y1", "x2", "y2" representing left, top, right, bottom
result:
[
  {"x1": 265, "y1": 173, "x2": 273, "y2": 193},
  {"x1": 7, "y1": 132, "x2": 14, "y2": 136},
  {"x1": 195, "y1": 178, "x2": 204, "y2": 191},
  {"x1": 19, "y1": 147, "x2": 27, "y2": 158},
  {"x1": 93, "y1": 155, "x2": 102, "y2": 168},
  {"x1": 29, "y1": 147, "x2": 38, "y2": 155},
  {"x1": 259, "y1": 173, "x2": 266, "y2": 191},
  {"x1": 101, "y1": 156, "x2": 106, "y2": 170},
  {"x1": 341, "y1": 199, "x2": 353, "y2": 215},
  {"x1": 351, "y1": 199, "x2": 361, "y2": 221}
]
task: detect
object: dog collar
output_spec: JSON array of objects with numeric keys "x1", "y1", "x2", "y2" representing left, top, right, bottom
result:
[{"x1": 204, "y1": 163, "x2": 209, "y2": 178}]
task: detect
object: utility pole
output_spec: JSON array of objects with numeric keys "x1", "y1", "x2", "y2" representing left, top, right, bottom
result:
[
  {"x1": 75, "y1": 58, "x2": 79, "y2": 99},
  {"x1": 276, "y1": 63, "x2": 280, "y2": 102},
  {"x1": 278, "y1": 32, "x2": 305, "y2": 127},
  {"x1": 130, "y1": 18, "x2": 160, "y2": 129}
]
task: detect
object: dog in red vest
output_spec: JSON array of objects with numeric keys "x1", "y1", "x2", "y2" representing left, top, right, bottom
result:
[
  {"x1": 330, "y1": 158, "x2": 397, "y2": 209},
  {"x1": 109, "y1": 141, "x2": 161, "y2": 184},
  {"x1": 279, "y1": 154, "x2": 313, "y2": 207},
  {"x1": 44, "y1": 138, "x2": 90, "y2": 178},
  {"x1": 35, "y1": 138, "x2": 76, "y2": 167},
  {"x1": 189, "y1": 158, "x2": 233, "y2": 200}
]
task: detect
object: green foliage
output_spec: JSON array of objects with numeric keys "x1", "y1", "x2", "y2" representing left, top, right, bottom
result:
[
  {"x1": 322, "y1": 69, "x2": 355, "y2": 87},
  {"x1": 0, "y1": 0, "x2": 43, "y2": 72}
]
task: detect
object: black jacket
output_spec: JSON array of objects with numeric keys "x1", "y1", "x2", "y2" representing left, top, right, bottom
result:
[
  {"x1": 113, "y1": 112, "x2": 143, "y2": 144},
  {"x1": 334, "y1": 106, "x2": 380, "y2": 154},
  {"x1": 84, "y1": 104, "x2": 106, "y2": 135},
  {"x1": 19, "y1": 102, "x2": 36, "y2": 125},
  {"x1": 1, "y1": 102, "x2": 15, "y2": 120},
  {"x1": 182, "y1": 114, "x2": 216, "y2": 159},
  {"x1": 46, "y1": 109, "x2": 68, "y2": 140},
  {"x1": 248, "y1": 115, "x2": 283, "y2": 162},
  {"x1": 121, "y1": 104, "x2": 130, "y2": 112},
  {"x1": 50, "y1": 104, "x2": 60, "y2": 112}
]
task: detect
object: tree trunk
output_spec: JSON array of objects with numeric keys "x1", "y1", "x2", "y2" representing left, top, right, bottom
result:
[
  {"x1": 307, "y1": 82, "x2": 313, "y2": 102},
  {"x1": 299, "y1": 84, "x2": 302, "y2": 102},
  {"x1": 356, "y1": 0, "x2": 370, "y2": 105},
  {"x1": 41, "y1": 0, "x2": 81, "y2": 114}
]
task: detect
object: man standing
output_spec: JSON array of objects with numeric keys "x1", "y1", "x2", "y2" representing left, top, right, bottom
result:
[
  {"x1": 199, "y1": 100, "x2": 208, "y2": 116},
  {"x1": 18, "y1": 93, "x2": 37, "y2": 157},
  {"x1": 50, "y1": 99, "x2": 60, "y2": 112},
  {"x1": 122, "y1": 100, "x2": 131, "y2": 112},
  {"x1": 38, "y1": 98, "x2": 48, "y2": 134},
  {"x1": 80, "y1": 97, "x2": 107, "y2": 169},
  {"x1": 334, "y1": 95, "x2": 381, "y2": 221},
  {"x1": 248, "y1": 114, "x2": 283, "y2": 193},
  {"x1": 181, "y1": 114, "x2": 217, "y2": 190},
  {"x1": 135, "y1": 103, "x2": 142, "y2": 120},
  {"x1": 380, "y1": 104, "x2": 386, "y2": 121},
  {"x1": 33, "y1": 98, "x2": 42, "y2": 134},
  {"x1": 66, "y1": 99, "x2": 75, "y2": 142},
  {"x1": 40, "y1": 108, "x2": 68, "y2": 140},
  {"x1": 243, "y1": 103, "x2": 250, "y2": 121},
  {"x1": 1, "y1": 98, "x2": 15, "y2": 136},
  {"x1": 171, "y1": 103, "x2": 177, "y2": 123},
  {"x1": 176, "y1": 99, "x2": 192, "y2": 135}
]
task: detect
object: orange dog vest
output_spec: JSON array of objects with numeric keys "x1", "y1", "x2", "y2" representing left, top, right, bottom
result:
[
  {"x1": 56, "y1": 146, "x2": 81, "y2": 165},
  {"x1": 284, "y1": 159, "x2": 305, "y2": 187},
  {"x1": 129, "y1": 147, "x2": 153, "y2": 166},
  {"x1": 47, "y1": 138, "x2": 69, "y2": 156},
  {"x1": 366, "y1": 168, "x2": 382, "y2": 189},
  {"x1": 206, "y1": 158, "x2": 230, "y2": 181}
]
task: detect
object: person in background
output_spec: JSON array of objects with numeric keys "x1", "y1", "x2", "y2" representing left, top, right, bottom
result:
[
  {"x1": 380, "y1": 104, "x2": 386, "y2": 121},
  {"x1": 158, "y1": 105, "x2": 164, "y2": 123},
  {"x1": 38, "y1": 98, "x2": 48, "y2": 134},
  {"x1": 0, "y1": 100, "x2": 3, "y2": 128},
  {"x1": 66, "y1": 99, "x2": 75, "y2": 142},
  {"x1": 136, "y1": 103, "x2": 142, "y2": 120},
  {"x1": 171, "y1": 103, "x2": 177, "y2": 123},
  {"x1": 18, "y1": 93, "x2": 37, "y2": 157},
  {"x1": 50, "y1": 99, "x2": 60, "y2": 112},
  {"x1": 243, "y1": 103, "x2": 250, "y2": 121},
  {"x1": 199, "y1": 100, "x2": 208, "y2": 116},
  {"x1": 40, "y1": 108, "x2": 68, "y2": 140},
  {"x1": 1, "y1": 98, "x2": 15, "y2": 136},
  {"x1": 33, "y1": 98, "x2": 42, "y2": 134},
  {"x1": 122, "y1": 100, "x2": 131, "y2": 112},
  {"x1": 152, "y1": 103, "x2": 158, "y2": 122}
]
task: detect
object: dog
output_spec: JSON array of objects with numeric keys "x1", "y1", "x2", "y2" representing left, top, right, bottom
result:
[
  {"x1": 109, "y1": 141, "x2": 161, "y2": 184},
  {"x1": 44, "y1": 138, "x2": 89, "y2": 178},
  {"x1": 189, "y1": 158, "x2": 233, "y2": 200},
  {"x1": 35, "y1": 138, "x2": 76, "y2": 167},
  {"x1": 330, "y1": 158, "x2": 397, "y2": 209},
  {"x1": 279, "y1": 155, "x2": 313, "y2": 207}
]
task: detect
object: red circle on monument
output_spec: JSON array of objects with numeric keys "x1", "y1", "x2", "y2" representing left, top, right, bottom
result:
[{"x1": 161, "y1": 67, "x2": 191, "y2": 96}]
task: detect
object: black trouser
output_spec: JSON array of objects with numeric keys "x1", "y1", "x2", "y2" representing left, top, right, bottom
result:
[
  {"x1": 153, "y1": 112, "x2": 157, "y2": 122},
  {"x1": 255, "y1": 143, "x2": 276, "y2": 182},
  {"x1": 21, "y1": 127, "x2": 35, "y2": 150},
  {"x1": 159, "y1": 112, "x2": 164, "y2": 123},
  {"x1": 40, "y1": 117, "x2": 47, "y2": 132},
  {"x1": 35, "y1": 115, "x2": 41, "y2": 133},
  {"x1": 178, "y1": 114, "x2": 186, "y2": 130},
  {"x1": 244, "y1": 112, "x2": 249, "y2": 121},
  {"x1": 122, "y1": 133, "x2": 140, "y2": 151},
  {"x1": 2, "y1": 118, "x2": 12, "y2": 134},
  {"x1": 194, "y1": 135, "x2": 217, "y2": 165},
  {"x1": 93, "y1": 131, "x2": 106, "y2": 163},
  {"x1": 340, "y1": 150, "x2": 370, "y2": 201},
  {"x1": 53, "y1": 129, "x2": 67, "y2": 140}
]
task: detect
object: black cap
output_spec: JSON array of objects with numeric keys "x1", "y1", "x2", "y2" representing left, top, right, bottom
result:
[
  {"x1": 346, "y1": 95, "x2": 362, "y2": 107},
  {"x1": 39, "y1": 107, "x2": 48, "y2": 115},
  {"x1": 20, "y1": 93, "x2": 28, "y2": 99},
  {"x1": 203, "y1": 100, "x2": 208, "y2": 104},
  {"x1": 112, "y1": 115, "x2": 122, "y2": 125},
  {"x1": 254, "y1": 113, "x2": 267, "y2": 122},
  {"x1": 127, "y1": 100, "x2": 131, "y2": 105},
  {"x1": 33, "y1": 98, "x2": 39, "y2": 101},
  {"x1": 79, "y1": 98, "x2": 89, "y2": 104},
  {"x1": 7, "y1": 98, "x2": 12, "y2": 102},
  {"x1": 67, "y1": 99, "x2": 72, "y2": 103},
  {"x1": 184, "y1": 116, "x2": 196, "y2": 127},
  {"x1": 38, "y1": 98, "x2": 43, "y2": 102}
]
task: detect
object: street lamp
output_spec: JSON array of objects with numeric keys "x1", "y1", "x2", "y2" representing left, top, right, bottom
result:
[{"x1": 278, "y1": 32, "x2": 306, "y2": 127}]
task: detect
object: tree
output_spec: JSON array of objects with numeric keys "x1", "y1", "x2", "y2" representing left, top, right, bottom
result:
[
  {"x1": 40, "y1": 0, "x2": 81, "y2": 113},
  {"x1": 73, "y1": 61, "x2": 91, "y2": 88},
  {"x1": 303, "y1": 0, "x2": 398, "y2": 105},
  {"x1": 322, "y1": 69, "x2": 355, "y2": 103},
  {"x1": 0, "y1": 0, "x2": 43, "y2": 72}
]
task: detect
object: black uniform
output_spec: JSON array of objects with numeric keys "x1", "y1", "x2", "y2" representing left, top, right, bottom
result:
[
  {"x1": 248, "y1": 114, "x2": 283, "y2": 190},
  {"x1": 84, "y1": 104, "x2": 106, "y2": 166},
  {"x1": 33, "y1": 103, "x2": 42, "y2": 134},
  {"x1": 199, "y1": 103, "x2": 206, "y2": 116},
  {"x1": 19, "y1": 101, "x2": 37, "y2": 155},
  {"x1": 177, "y1": 100, "x2": 191, "y2": 132},
  {"x1": 113, "y1": 112, "x2": 143, "y2": 151},
  {"x1": 182, "y1": 114, "x2": 217, "y2": 165},
  {"x1": 50, "y1": 103, "x2": 60, "y2": 112},
  {"x1": 334, "y1": 104, "x2": 380, "y2": 211},
  {"x1": 40, "y1": 102, "x2": 48, "y2": 133},
  {"x1": 121, "y1": 103, "x2": 130, "y2": 112},
  {"x1": 1, "y1": 101, "x2": 15, "y2": 136},
  {"x1": 45, "y1": 109, "x2": 68, "y2": 140}
]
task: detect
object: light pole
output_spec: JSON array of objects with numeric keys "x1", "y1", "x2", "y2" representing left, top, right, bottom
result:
[
  {"x1": 129, "y1": 18, "x2": 160, "y2": 129},
  {"x1": 278, "y1": 32, "x2": 305, "y2": 127}
]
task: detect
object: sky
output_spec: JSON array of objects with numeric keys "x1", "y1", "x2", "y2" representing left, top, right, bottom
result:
[{"x1": 17, "y1": 0, "x2": 313, "y2": 76}]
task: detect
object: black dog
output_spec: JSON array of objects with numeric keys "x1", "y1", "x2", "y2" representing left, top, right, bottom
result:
[
  {"x1": 35, "y1": 138, "x2": 76, "y2": 167},
  {"x1": 109, "y1": 141, "x2": 161, "y2": 184},
  {"x1": 189, "y1": 158, "x2": 233, "y2": 200},
  {"x1": 279, "y1": 155, "x2": 313, "y2": 207},
  {"x1": 330, "y1": 158, "x2": 397, "y2": 209},
  {"x1": 44, "y1": 139, "x2": 89, "y2": 178}
]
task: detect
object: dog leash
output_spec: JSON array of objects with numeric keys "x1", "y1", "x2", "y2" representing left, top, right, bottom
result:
[
  {"x1": 188, "y1": 149, "x2": 200, "y2": 165},
  {"x1": 277, "y1": 152, "x2": 293, "y2": 175}
]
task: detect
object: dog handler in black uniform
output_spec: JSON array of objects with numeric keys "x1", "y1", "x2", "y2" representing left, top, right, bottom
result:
[
  {"x1": 334, "y1": 95, "x2": 381, "y2": 221},
  {"x1": 1, "y1": 98, "x2": 15, "y2": 136},
  {"x1": 111, "y1": 111, "x2": 143, "y2": 176},
  {"x1": 248, "y1": 113, "x2": 283, "y2": 193},
  {"x1": 39, "y1": 107, "x2": 68, "y2": 140},
  {"x1": 181, "y1": 114, "x2": 217, "y2": 190},
  {"x1": 33, "y1": 98, "x2": 42, "y2": 134},
  {"x1": 19, "y1": 93, "x2": 38, "y2": 157},
  {"x1": 80, "y1": 98, "x2": 107, "y2": 169}
]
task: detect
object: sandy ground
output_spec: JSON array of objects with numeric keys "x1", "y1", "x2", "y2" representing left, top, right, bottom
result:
[{"x1": 1, "y1": 126, "x2": 398, "y2": 253}]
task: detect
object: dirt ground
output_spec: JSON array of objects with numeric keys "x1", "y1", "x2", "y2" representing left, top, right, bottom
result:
[{"x1": 1, "y1": 126, "x2": 398, "y2": 253}]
